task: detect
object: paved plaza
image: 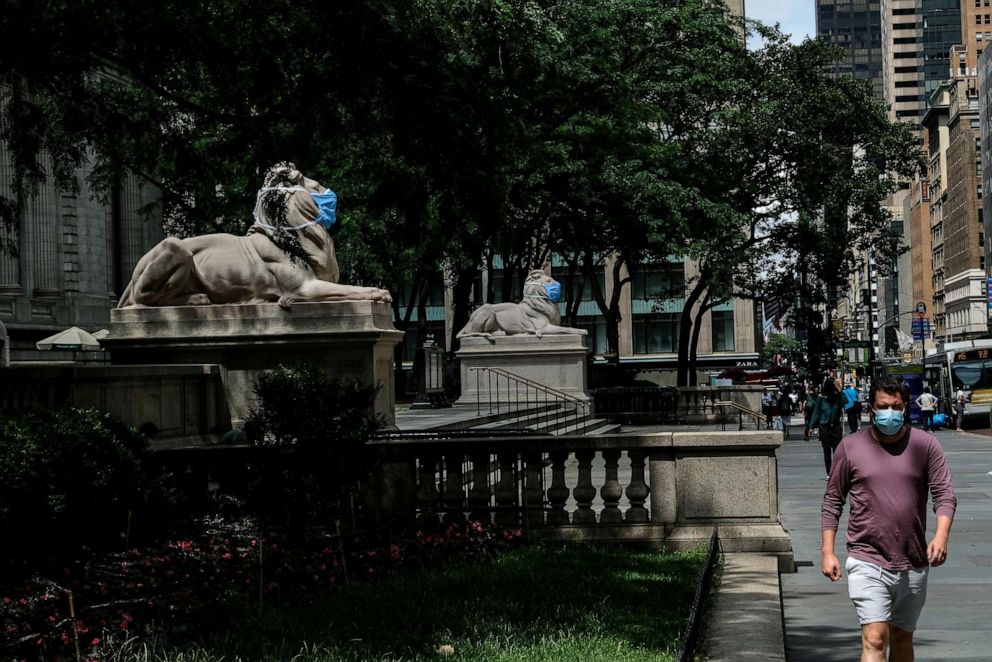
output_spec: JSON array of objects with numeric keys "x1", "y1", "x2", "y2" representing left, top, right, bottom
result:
[{"x1": 778, "y1": 426, "x2": 992, "y2": 661}]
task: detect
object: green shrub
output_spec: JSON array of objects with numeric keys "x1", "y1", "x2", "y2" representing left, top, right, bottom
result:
[
  {"x1": 243, "y1": 364, "x2": 383, "y2": 529},
  {"x1": 0, "y1": 407, "x2": 144, "y2": 576}
]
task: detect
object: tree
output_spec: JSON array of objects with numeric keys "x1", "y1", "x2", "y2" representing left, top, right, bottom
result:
[
  {"x1": 762, "y1": 332, "x2": 802, "y2": 365},
  {"x1": 663, "y1": 28, "x2": 920, "y2": 385}
]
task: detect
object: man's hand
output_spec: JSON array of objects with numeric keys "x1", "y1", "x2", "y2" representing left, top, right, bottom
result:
[
  {"x1": 927, "y1": 535, "x2": 948, "y2": 567},
  {"x1": 821, "y1": 552, "x2": 842, "y2": 581}
]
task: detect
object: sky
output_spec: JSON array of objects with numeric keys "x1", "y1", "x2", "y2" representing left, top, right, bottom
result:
[{"x1": 745, "y1": 0, "x2": 815, "y2": 45}]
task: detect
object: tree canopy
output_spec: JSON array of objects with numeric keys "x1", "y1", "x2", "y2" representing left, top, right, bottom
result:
[{"x1": 1, "y1": 1, "x2": 921, "y2": 381}]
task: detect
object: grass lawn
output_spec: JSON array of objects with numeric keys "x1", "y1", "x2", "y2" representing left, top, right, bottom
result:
[{"x1": 109, "y1": 545, "x2": 710, "y2": 661}]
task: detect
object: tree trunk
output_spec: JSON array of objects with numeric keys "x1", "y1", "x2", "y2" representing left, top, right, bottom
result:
[
  {"x1": 585, "y1": 250, "x2": 626, "y2": 365},
  {"x1": 391, "y1": 275, "x2": 423, "y2": 400},
  {"x1": 677, "y1": 270, "x2": 709, "y2": 387},
  {"x1": 449, "y1": 264, "x2": 477, "y2": 354},
  {"x1": 688, "y1": 295, "x2": 713, "y2": 387}
]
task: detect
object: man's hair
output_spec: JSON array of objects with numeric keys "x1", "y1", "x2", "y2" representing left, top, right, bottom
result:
[{"x1": 869, "y1": 377, "x2": 911, "y2": 409}]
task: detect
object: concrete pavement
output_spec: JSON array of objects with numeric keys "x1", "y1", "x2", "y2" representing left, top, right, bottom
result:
[{"x1": 778, "y1": 425, "x2": 992, "y2": 661}]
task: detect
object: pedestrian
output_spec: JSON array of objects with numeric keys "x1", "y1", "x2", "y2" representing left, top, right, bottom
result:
[
  {"x1": 762, "y1": 390, "x2": 774, "y2": 429},
  {"x1": 915, "y1": 386, "x2": 938, "y2": 432},
  {"x1": 778, "y1": 387, "x2": 793, "y2": 440},
  {"x1": 954, "y1": 391, "x2": 967, "y2": 432},
  {"x1": 804, "y1": 385, "x2": 818, "y2": 434},
  {"x1": 806, "y1": 378, "x2": 845, "y2": 478},
  {"x1": 820, "y1": 377, "x2": 956, "y2": 662},
  {"x1": 842, "y1": 382, "x2": 861, "y2": 433}
]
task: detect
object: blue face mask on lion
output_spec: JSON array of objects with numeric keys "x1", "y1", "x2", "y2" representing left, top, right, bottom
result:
[
  {"x1": 543, "y1": 282, "x2": 561, "y2": 303},
  {"x1": 252, "y1": 187, "x2": 337, "y2": 231}
]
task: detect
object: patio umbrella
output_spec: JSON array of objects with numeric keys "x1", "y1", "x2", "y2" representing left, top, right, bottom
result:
[{"x1": 35, "y1": 326, "x2": 103, "y2": 351}]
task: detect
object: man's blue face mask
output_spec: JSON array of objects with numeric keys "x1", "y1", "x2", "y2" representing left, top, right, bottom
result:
[
  {"x1": 873, "y1": 408, "x2": 904, "y2": 436},
  {"x1": 544, "y1": 282, "x2": 562, "y2": 303}
]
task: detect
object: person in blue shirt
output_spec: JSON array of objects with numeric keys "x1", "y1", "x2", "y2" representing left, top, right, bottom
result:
[{"x1": 842, "y1": 383, "x2": 861, "y2": 434}]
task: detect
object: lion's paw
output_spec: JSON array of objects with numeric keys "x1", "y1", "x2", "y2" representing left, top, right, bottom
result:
[
  {"x1": 186, "y1": 294, "x2": 211, "y2": 306},
  {"x1": 278, "y1": 294, "x2": 296, "y2": 310}
]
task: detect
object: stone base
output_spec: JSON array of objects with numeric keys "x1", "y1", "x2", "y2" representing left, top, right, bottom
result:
[
  {"x1": 455, "y1": 334, "x2": 590, "y2": 406},
  {"x1": 103, "y1": 301, "x2": 404, "y2": 428},
  {"x1": 666, "y1": 523, "x2": 795, "y2": 573}
]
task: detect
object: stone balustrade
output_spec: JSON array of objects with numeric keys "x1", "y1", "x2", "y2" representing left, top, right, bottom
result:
[{"x1": 367, "y1": 430, "x2": 793, "y2": 572}]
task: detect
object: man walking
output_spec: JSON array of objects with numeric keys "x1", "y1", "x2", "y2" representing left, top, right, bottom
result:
[
  {"x1": 821, "y1": 377, "x2": 956, "y2": 662},
  {"x1": 842, "y1": 382, "x2": 861, "y2": 433},
  {"x1": 915, "y1": 386, "x2": 938, "y2": 433}
]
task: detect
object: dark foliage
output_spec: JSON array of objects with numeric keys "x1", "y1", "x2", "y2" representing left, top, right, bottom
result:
[
  {"x1": 0, "y1": 408, "x2": 145, "y2": 579},
  {"x1": 242, "y1": 364, "x2": 383, "y2": 530}
]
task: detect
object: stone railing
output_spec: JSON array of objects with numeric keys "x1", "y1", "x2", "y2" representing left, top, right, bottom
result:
[
  {"x1": 367, "y1": 430, "x2": 793, "y2": 572},
  {"x1": 0, "y1": 365, "x2": 229, "y2": 444}
]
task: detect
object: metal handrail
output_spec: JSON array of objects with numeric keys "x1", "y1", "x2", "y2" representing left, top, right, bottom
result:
[
  {"x1": 713, "y1": 400, "x2": 765, "y2": 431},
  {"x1": 471, "y1": 367, "x2": 588, "y2": 406},
  {"x1": 469, "y1": 366, "x2": 590, "y2": 434}
]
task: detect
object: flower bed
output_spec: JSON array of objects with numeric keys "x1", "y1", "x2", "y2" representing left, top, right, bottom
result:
[{"x1": 0, "y1": 520, "x2": 525, "y2": 661}]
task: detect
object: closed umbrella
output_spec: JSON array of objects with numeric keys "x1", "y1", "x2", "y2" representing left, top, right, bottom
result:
[{"x1": 35, "y1": 326, "x2": 102, "y2": 351}]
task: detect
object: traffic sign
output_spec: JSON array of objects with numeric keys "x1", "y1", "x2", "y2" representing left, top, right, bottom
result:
[{"x1": 916, "y1": 301, "x2": 927, "y2": 314}]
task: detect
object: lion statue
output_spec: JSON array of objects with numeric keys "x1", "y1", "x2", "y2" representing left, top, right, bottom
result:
[
  {"x1": 456, "y1": 270, "x2": 587, "y2": 340},
  {"x1": 116, "y1": 163, "x2": 390, "y2": 309}
]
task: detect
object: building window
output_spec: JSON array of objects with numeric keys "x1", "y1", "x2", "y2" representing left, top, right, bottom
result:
[
  {"x1": 629, "y1": 261, "x2": 685, "y2": 300},
  {"x1": 574, "y1": 315, "x2": 608, "y2": 355},
  {"x1": 712, "y1": 310, "x2": 736, "y2": 352},
  {"x1": 633, "y1": 313, "x2": 680, "y2": 354}
]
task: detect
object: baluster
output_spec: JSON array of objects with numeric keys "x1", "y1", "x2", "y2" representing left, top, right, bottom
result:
[
  {"x1": 416, "y1": 455, "x2": 440, "y2": 524},
  {"x1": 442, "y1": 453, "x2": 466, "y2": 525},
  {"x1": 494, "y1": 451, "x2": 518, "y2": 526},
  {"x1": 545, "y1": 450, "x2": 570, "y2": 525},
  {"x1": 625, "y1": 450, "x2": 649, "y2": 523},
  {"x1": 522, "y1": 451, "x2": 545, "y2": 529},
  {"x1": 468, "y1": 452, "x2": 492, "y2": 523},
  {"x1": 572, "y1": 449, "x2": 597, "y2": 524},
  {"x1": 599, "y1": 449, "x2": 623, "y2": 524}
]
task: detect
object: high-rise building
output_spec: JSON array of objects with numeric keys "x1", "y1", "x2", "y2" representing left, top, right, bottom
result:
[
  {"x1": 958, "y1": 0, "x2": 990, "y2": 75},
  {"x1": 725, "y1": 0, "x2": 745, "y2": 18},
  {"x1": 931, "y1": 73, "x2": 986, "y2": 341},
  {"x1": 979, "y1": 42, "x2": 992, "y2": 325},
  {"x1": 922, "y1": 1, "x2": 962, "y2": 101},
  {"x1": 883, "y1": 0, "x2": 925, "y2": 122},
  {"x1": 816, "y1": 0, "x2": 886, "y2": 101}
]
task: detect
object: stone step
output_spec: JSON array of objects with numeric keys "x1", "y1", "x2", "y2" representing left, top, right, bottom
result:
[{"x1": 477, "y1": 405, "x2": 591, "y2": 432}]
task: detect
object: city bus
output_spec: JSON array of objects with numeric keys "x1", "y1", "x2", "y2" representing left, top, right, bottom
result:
[{"x1": 927, "y1": 339, "x2": 992, "y2": 417}]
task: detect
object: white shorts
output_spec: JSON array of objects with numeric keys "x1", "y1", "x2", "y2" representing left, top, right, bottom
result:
[{"x1": 846, "y1": 556, "x2": 929, "y2": 632}]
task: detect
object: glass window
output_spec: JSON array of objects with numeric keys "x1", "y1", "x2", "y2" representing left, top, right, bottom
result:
[
  {"x1": 629, "y1": 261, "x2": 685, "y2": 300},
  {"x1": 712, "y1": 310, "x2": 736, "y2": 352},
  {"x1": 633, "y1": 313, "x2": 680, "y2": 354},
  {"x1": 574, "y1": 315, "x2": 608, "y2": 355}
]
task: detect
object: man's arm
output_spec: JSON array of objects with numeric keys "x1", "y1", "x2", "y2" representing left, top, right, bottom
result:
[
  {"x1": 928, "y1": 515, "x2": 952, "y2": 566},
  {"x1": 821, "y1": 528, "x2": 841, "y2": 581},
  {"x1": 820, "y1": 444, "x2": 850, "y2": 581},
  {"x1": 927, "y1": 437, "x2": 957, "y2": 566}
]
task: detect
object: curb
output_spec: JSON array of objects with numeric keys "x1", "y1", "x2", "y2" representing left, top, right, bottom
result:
[{"x1": 701, "y1": 553, "x2": 786, "y2": 661}]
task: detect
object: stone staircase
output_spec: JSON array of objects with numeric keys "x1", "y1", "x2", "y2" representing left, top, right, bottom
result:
[
  {"x1": 469, "y1": 402, "x2": 620, "y2": 436},
  {"x1": 393, "y1": 401, "x2": 620, "y2": 437}
]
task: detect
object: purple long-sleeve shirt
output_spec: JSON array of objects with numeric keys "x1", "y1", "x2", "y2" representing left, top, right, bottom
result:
[{"x1": 821, "y1": 426, "x2": 957, "y2": 570}]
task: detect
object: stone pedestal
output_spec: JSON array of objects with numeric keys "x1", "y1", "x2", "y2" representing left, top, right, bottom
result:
[
  {"x1": 103, "y1": 301, "x2": 404, "y2": 428},
  {"x1": 455, "y1": 334, "x2": 590, "y2": 406}
]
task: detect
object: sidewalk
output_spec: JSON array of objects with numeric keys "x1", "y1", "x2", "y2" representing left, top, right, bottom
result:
[{"x1": 777, "y1": 426, "x2": 992, "y2": 661}]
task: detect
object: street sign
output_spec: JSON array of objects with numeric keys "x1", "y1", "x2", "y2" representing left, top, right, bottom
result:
[
  {"x1": 911, "y1": 316, "x2": 930, "y2": 341},
  {"x1": 916, "y1": 301, "x2": 927, "y2": 314}
]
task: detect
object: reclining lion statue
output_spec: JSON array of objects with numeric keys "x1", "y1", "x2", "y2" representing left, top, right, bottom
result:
[
  {"x1": 117, "y1": 163, "x2": 390, "y2": 309},
  {"x1": 456, "y1": 270, "x2": 587, "y2": 340}
]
